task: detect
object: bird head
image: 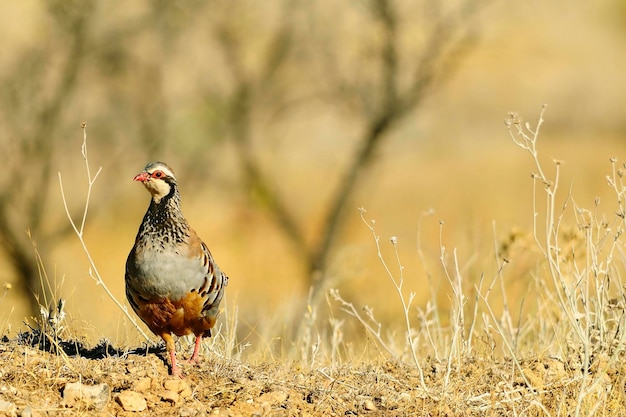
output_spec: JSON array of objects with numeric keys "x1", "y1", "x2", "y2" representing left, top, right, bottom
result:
[{"x1": 134, "y1": 161, "x2": 178, "y2": 202}]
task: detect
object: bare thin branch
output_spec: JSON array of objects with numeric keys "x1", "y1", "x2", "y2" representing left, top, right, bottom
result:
[{"x1": 58, "y1": 127, "x2": 151, "y2": 342}]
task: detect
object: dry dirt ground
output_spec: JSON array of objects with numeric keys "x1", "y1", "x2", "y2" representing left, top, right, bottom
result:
[{"x1": 0, "y1": 331, "x2": 625, "y2": 416}]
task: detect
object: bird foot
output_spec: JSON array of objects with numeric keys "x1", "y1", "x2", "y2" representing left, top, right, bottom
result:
[
  {"x1": 183, "y1": 355, "x2": 201, "y2": 365},
  {"x1": 167, "y1": 357, "x2": 184, "y2": 378}
]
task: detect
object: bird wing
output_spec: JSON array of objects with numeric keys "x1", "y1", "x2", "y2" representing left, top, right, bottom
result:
[{"x1": 186, "y1": 230, "x2": 229, "y2": 320}]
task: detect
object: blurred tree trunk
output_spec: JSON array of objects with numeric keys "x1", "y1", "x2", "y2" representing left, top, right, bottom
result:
[
  {"x1": 0, "y1": 1, "x2": 93, "y2": 317},
  {"x1": 0, "y1": 0, "x2": 156, "y2": 319},
  {"x1": 212, "y1": 0, "x2": 486, "y2": 301}
]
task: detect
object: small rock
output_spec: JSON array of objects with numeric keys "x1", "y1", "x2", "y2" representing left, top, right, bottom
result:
[
  {"x1": 258, "y1": 391, "x2": 288, "y2": 405},
  {"x1": 0, "y1": 399, "x2": 16, "y2": 414},
  {"x1": 180, "y1": 385, "x2": 192, "y2": 399},
  {"x1": 164, "y1": 379, "x2": 192, "y2": 399},
  {"x1": 364, "y1": 399, "x2": 377, "y2": 411},
  {"x1": 132, "y1": 377, "x2": 152, "y2": 393},
  {"x1": 178, "y1": 387, "x2": 193, "y2": 398},
  {"x1": 162, "y1": 390, "x2": 179, "y2": 404},
  {"x1": 62, "y1": 382, "x2": 110, "y2": 411},
  {"x1": 0, "y1": 385, "x2": 17, "y2": 395},
  {"x1": 116, "y1": 390, "x2": 147, "y2": 412},
  {"x1": 20, "y1": 405, "x2": 38, "y2": 417},
  {"x1": 163, "y1": 379, "x2": 182, "y2": 392},
  {"x1": 126, "y1": 365, "x2": 144, "y2": 376},
  {"x1": 522, "y1": 367, "x2": 544, "y2": 390}
]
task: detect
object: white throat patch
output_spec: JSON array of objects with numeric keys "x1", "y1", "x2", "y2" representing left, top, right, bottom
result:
[{"x1": 146, "y1": 179, "x2": 172, "y2": 202}]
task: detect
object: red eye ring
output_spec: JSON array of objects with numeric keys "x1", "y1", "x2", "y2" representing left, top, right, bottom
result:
[{"x1": 153, "y1": 171, "x2": 163, "y2": 178}]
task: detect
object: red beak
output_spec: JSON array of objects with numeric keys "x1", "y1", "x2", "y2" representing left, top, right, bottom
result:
[{"x1": 133, "y1": 172, "x2": 150, "y2": 182}]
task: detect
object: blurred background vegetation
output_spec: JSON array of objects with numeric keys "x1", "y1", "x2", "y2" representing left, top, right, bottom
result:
[{"x1": 1, "y1": 0, "x2": 626, "y2": 353}]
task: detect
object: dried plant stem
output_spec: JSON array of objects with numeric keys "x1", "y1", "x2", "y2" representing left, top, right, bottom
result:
[
  {"x1": 329, "y1": 288, "x2": 395, "y2": 358},
  {"x1": 58, "y1": 123, "x2": 150, "y2": 342},
  {"x1": 358, "y1": 207, "x2": 426, "y2": 389},
  {"x1": 507, "y1": 106, "x2": 584, "y2": 339},
  {"x1": 506, "y1": 105, "x2": 626, "y2": 417}
]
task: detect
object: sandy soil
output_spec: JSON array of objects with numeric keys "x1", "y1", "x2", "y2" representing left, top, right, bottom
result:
[{"x1": 1, "y1": 330, "x2": 624, "y2": 417}]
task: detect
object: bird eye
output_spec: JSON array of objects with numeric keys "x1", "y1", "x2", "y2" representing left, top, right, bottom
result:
[{"x1": 153, "y1": 171, "x2": 163, "y2": 178}]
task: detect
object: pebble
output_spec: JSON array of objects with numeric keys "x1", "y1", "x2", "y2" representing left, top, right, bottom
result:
[
  {"x1": 364, "y1": 399, "x2": 377, "y2": 411},
  {"x1": 20, "y1": 405, "x2": 34, "y2": 417},
  {"x1": 164, "y1": 379, "x2": 192, "y2": 399},
  {"x1": 162, "y1": 390, "x2": 179, "y2": 404},
  {"x1": 0, "y1": 399, "x2": 16, "y2": 414},
  {"x1": 132, "y1": 377, "x2": 152, "y2": 392},
  {"x1": 399, "y1": 392, "x2": 411, "y2": 402},
  {"x1": 62, "y1": 382, "x2": 110, "y2": 411},
  {"x1": 116, "y1": 390, "x2": 147, "y2": 412}
]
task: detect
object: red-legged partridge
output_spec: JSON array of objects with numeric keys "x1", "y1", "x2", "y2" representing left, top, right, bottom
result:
[{"x1": 125, "y1": 161, "x2": 228, "y2": 376}]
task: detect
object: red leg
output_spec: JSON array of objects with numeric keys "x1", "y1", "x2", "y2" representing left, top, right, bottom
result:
[
  {"x1": 189, "y1": 335, "x2": 202, "y2": 364},
  {"x1": 162, "y1": 333, "x2": 181, "y2": 377},
  {"x1": 169, "y1": 347, "x2": 181, "y2": 377}
]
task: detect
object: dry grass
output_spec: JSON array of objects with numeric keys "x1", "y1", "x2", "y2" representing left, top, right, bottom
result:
[
  {"x1": 0, "y1": 335, "x2": 624, "y2": 416},
  {"x1": 1, "y1": 107, "x2": 626, "y2": 416}
]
